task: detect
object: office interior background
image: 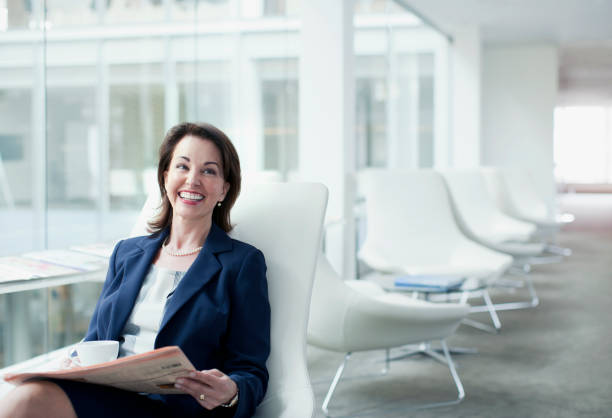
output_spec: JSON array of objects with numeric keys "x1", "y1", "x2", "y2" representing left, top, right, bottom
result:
[{"x1": 1, "y1": 0, "x2": 612, "y2": 415}]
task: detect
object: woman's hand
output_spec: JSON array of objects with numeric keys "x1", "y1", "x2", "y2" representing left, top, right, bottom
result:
[{"x1": 174, "y1": 369, "x2": 238, "y2": 410}]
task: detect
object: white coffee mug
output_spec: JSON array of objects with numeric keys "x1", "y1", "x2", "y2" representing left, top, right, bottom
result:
[{"x1": 75, "y1": 340, "x2": 119, "y2": 366}]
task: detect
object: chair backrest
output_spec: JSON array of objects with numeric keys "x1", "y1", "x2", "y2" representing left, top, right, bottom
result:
[
  {"x1": 357, "y1": 169, "x2": 469, "y2": 267},
  {"x1": 130, "y1": 182, "x2": 328, "y2": 418},
  {"x1": 441, "y1": 168, "x2": 535, "y2": 243},
  {"x1": 231, "y1": 182, "x2": 327, "y2": 418},
  {"x1": 481, "y1": 167, "x2": 550, "y2": 222},
  {"x1": 129, "y1": 190, "x2": 161, "y2": 238}
]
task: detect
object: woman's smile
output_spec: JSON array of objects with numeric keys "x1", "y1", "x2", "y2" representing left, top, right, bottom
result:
[{"x1": 178, "y1": 190, "x2": 205, "y2": 204}]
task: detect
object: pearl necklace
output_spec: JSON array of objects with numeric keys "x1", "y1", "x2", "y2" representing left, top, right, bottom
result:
[{"x1": 162, "y1": 239, "x2": 203, "y2": 257}]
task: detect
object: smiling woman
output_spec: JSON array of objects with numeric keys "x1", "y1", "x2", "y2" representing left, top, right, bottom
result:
[{"x1": 0, "y1": 122, "x2": 271, "y2": 418}]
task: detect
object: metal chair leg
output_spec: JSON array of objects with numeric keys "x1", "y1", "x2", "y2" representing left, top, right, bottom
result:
[
  {"x1": 322, "y1": 352, "x2": 351, "y2": 416},
  {"x1": 321, "y1": 341, "x2": 466, "y2": 416},
  {"x1": 472, "y1": 268, "x2": 540, "y2": 312},
  {"x1": 483, "y1": 289, "x2": 502, "y2": 329},
  {"x1": 381, "y1": 348, "x2": 390, "y2": 375}
]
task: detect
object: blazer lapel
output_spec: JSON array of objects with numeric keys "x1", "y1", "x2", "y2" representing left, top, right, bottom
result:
[
  {"x1": 107, "y1": 230, "x2": 168, "y2": 339},
  {"x1": 157, "y1": 224, "x2": 233, "y2": 334}
]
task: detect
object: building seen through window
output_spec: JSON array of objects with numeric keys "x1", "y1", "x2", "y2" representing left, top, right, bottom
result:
[{"x1": 0, "y1": 0, "x2": 448, "y2": 369}]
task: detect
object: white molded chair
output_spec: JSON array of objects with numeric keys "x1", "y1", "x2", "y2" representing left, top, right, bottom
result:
[
  {"x1": 308, "y1": 255, "x2": 470, "y2": 415},
  {"x1": 441, "y1": 169, "x2": 563, "y2": 259},
  {"x1": 481, "y1": 167, "x2": 573, "y2": 257},
  {"x1": 440, "y1": 169, "x2": 537, "y2": 248},
  {"x1": 440, "y1": 169, "x2": 550, "y2": 311},
  {"x1": 130, "y1": 182, "x2": 329, "y2": 418},
  {"x1": 357, "y1": 169, "x2": 513, "y2": 331},
  {"x1": 481, "y1": 167, "x2": 575, "y2": 230},
  {"x1": 232, "y1": 183, "x2": 328, "y2": 418}
]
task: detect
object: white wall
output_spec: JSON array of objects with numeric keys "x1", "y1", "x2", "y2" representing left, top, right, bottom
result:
[{"x1": 481, "y1": 44, "x2": 558, "y2": 209}]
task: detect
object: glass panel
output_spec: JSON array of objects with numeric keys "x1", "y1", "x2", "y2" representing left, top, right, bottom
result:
[
  {"x1": 0, "y1": 40, "x2": 42, "y2": 258},
  {"x1": 259, "y1": 58, "x2": 298, "y2": 177},
  {"x1": 104, "y1": 0, "x2": 166, "y2": 25},
  {"x1": 45, "y1": 1, "x2": 98, "y2": 28},
  {"x1": 354, "y1": 0, "x2": 447, "y2": 169},
  {"x1": 109, "y1": 63, "x2": 165, "y2": 210},
  {"x1": 0, "y1": 0, "x2": 301, "y2": 370},
  {"x1": 177, "y1": 61, "x2": 232, "y2": 132}
]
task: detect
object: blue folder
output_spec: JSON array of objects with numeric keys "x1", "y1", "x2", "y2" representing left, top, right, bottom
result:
[{"x1": 394, "y1": 274, "x2": 466, "y2": 291}]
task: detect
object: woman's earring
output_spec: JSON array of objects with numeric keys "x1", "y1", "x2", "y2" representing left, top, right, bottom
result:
[{"x1": 217, "y1": 201, "x2": 222, "y2": 207}]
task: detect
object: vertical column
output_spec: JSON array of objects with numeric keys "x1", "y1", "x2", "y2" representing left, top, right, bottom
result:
[
  {"x1": 450, "y1": 27, "x2": 481, "y2": 168},
  {"x1": 96, "y1": 42, "x2": 110, "y2": 229},
  {"x1": 433, "y1": 40, "x2": 450, "y2": 168},
  {"x1": 95, "y1": 0, "x2": 110, "y2": 238},
  {"x1": 164, "y1": 37, "x2": 179, "y2": 133},
  {"x1": 299, "y1": 0, "x2": 356, "y2": 279},
  {"x1": 231, "y1": 33, "x2": 262, "y2": 173},
  {"x1": 31, "y1": 0, "x2": 46, "y2": 252}
]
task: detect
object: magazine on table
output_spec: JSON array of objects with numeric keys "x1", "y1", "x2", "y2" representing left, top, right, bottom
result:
[
  {"x1": 0, "y1": 256, "x2": 81, "y2": 283},
  {"x1": 22, "y1": 249, "x2": 109, "y2": 272},
  {"x1": 3, "y1": 346, "x2": 195, "y2": 395}
]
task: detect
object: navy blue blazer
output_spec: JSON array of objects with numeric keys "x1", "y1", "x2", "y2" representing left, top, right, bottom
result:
[{"x1": 84, "y1": 223, "x2": 271, "y2": 418}]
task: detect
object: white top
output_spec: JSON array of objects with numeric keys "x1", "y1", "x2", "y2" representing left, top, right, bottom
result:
[{"x1": 119, "y1": 264, "x2": 185, "y2": 357}]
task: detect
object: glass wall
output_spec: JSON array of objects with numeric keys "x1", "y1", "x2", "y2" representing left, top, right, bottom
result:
[
  {"x1": 0, "y1": 0, "x2": 449, "y2": 369},
  {"x1": 0, "y1": 0, "x2": 299, "y2": 368},
  {"x1": 354, "y1": 0, "x2": 449, "y2": 169}
]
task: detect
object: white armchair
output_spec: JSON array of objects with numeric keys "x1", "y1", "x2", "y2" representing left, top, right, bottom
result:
[
  {"x1": 440, "y1": 169, "x2": 537, "y2": 248},
  {"x1": 231, "y1": 182, "x2": 328, "y2": 418},
  {"x1": 481, "y1": 167, "x2": 573, "y2": 257},
  {"x1": 440, "y1": 169, "x2": 550, "y2": 311},
  {"x1": 481, "y1": 167, "x2": 574, "y2": 229},
  {"x1": 308, "y1": 255, "x2": 470, "y2": 415},
  {"x1": 357, "y1": 169, "x2": 513, "y2": 331}
]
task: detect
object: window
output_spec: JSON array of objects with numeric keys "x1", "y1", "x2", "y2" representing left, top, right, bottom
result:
[
  {"x1": 0, "y1": 0, "x2": 299, "y2": 369},
  {"x1": 554, "y1": 106, "x2": 612, "y2": 185}
]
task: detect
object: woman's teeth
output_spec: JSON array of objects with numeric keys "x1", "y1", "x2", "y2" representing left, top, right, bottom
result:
[{"x1": 179, "y1": 191, "x2": 204, "y2": 201}]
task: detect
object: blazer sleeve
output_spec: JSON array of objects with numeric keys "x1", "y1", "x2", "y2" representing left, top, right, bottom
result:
[
  {"x1": 223, "y1": 248, "x2": 271, "y2": 418},
  {"x1": 83, "y1": 240, "x2": 123, "y2": 341}
]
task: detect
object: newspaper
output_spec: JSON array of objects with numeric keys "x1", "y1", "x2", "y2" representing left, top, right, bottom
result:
[{"x1": 3, "y1": 346, "x2": 195, "y2": 394}]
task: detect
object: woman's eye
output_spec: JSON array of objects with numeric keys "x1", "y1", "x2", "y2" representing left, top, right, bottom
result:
[
  {"x1": 176, "y1": 164, "x2": 188, "y2": 170},
  {"x1": 202, "y1": 168, "x2": 217, "y2": 176}
]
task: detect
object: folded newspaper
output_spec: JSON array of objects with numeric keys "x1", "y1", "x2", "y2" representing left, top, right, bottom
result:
[
  {"x1": 3, "y1": 346, "x2": 195, "y2": 394},
  {"x1": 394, "y1": 274, "x2": 466, "y2": 291}
]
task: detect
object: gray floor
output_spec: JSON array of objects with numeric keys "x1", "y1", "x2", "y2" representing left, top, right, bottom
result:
[{"x1": 307, "y1": 194, "x2": 612, "y2": 418}]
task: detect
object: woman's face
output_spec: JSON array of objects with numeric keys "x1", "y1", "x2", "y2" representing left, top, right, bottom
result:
[{"x1": 164, "y1": 135, "x2": 229, "y2": 225}]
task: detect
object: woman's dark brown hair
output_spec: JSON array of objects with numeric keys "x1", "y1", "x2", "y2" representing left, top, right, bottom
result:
[{"x1": 148, "y1": 122, "x2": 241, "y2": 233}]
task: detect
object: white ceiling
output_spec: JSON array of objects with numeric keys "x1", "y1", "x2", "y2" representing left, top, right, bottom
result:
[{"x1": 403, "y1": 0, "x2": 612, "y2": 104}]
